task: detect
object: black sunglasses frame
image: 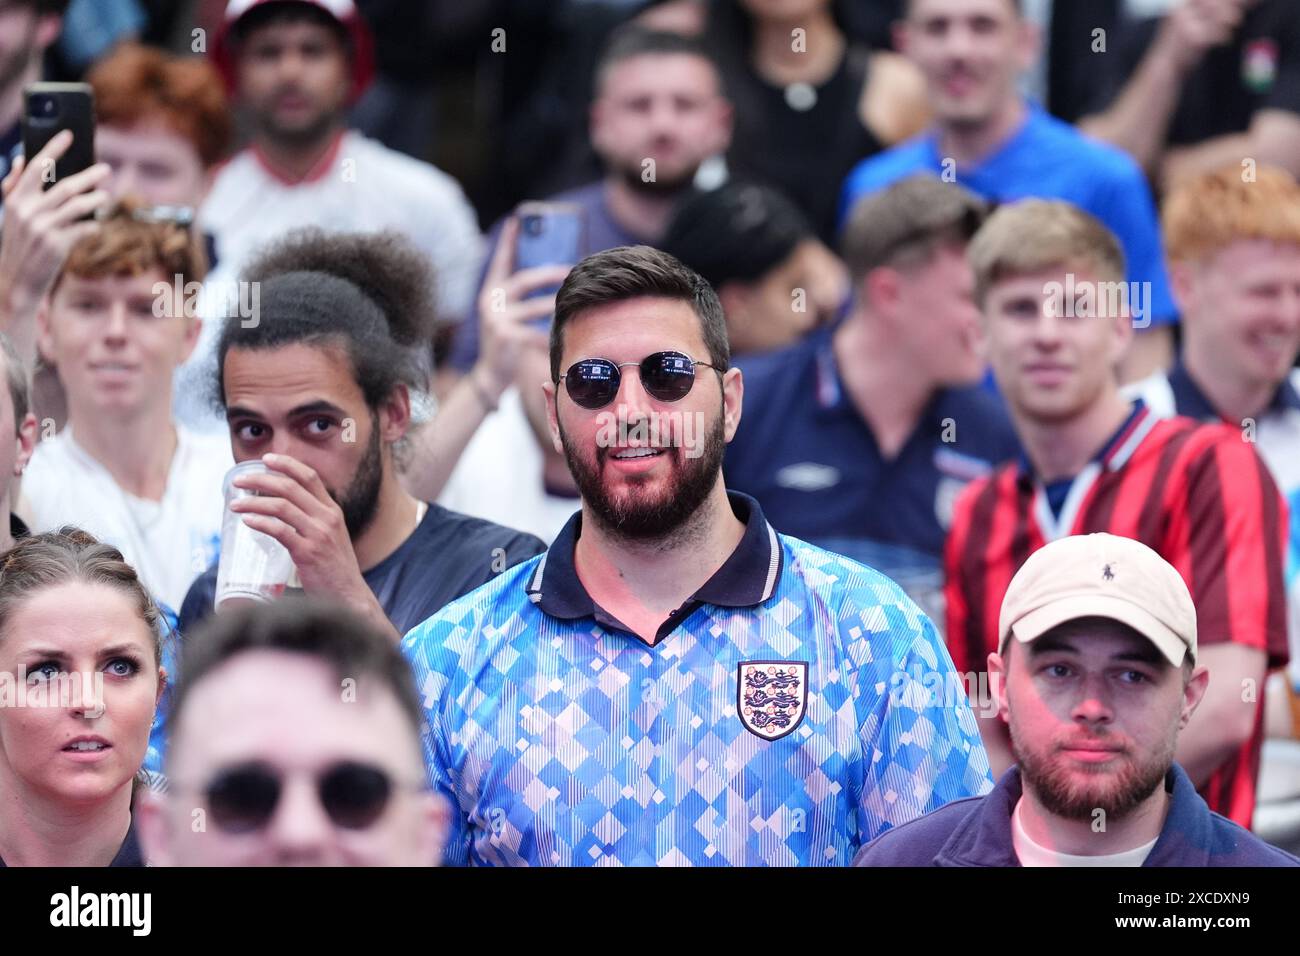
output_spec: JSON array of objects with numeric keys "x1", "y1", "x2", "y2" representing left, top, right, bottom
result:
[
  {"x1": 184, "y1": 760, "x2": 426, "y2": 834},
  {"x1": 558, "y1": 350, "x2": 721, "y2": 410}
]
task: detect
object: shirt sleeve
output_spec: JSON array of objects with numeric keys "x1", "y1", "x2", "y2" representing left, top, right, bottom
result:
[
  {"x1": 855, "y1": 598, "x2": 993, "y2": 845},
  {"x1": 402, "y1": 616, "x2": 473, "y2": 867}
]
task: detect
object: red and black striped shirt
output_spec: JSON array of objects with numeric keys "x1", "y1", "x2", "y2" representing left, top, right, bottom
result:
[{"x1": 945, "y1": 402, "x2": 1288, "y2": 828}]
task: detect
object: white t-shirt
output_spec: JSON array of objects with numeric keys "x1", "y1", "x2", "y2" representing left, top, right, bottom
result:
[
  {"x1": 437, "y1": 387, "x2": 579, "y2": 544},
  {"x1": 21, "y1": 425, "x2": 233, "y2": 611},
  {"x1": 1011, "y1": 798, "x2": 1157, "y2": 867},
  {"x1": 199, "y1": 129, "x2": 483, "y2": 324}
]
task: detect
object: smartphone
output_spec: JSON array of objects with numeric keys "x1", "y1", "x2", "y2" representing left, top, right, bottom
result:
[
  {"x1": 515, "y1": 202, "x2": 585, "y2": 315},
  {"x1": 22, "y1": 82, "x2": 95, "y2": 191}
]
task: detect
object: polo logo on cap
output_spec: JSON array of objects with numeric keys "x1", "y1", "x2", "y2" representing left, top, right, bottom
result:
[
  {"x1": 738, "y1": 661, "x2": 808, "y2": 741},
  {"x1": 1103, "y1": 563, "x2": 1115, "y2": 581}
]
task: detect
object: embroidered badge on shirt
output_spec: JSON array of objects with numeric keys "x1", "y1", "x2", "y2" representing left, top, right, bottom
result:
[{"x1": 738, "y1": 661, "x2": 808, "y2": 741}]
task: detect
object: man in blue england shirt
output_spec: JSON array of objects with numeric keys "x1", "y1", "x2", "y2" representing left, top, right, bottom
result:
[
  {"x1": 840, "y1": 0, "x2": 1177, "y2": 384},
  {"x1": 404, "y1": 245, "x2": 992, "y2": 867}
]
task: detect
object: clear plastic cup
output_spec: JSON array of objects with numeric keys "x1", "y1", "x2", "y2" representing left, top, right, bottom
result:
[{"x1": 214, "y1": 461, "x2": 296, "y2": 608}]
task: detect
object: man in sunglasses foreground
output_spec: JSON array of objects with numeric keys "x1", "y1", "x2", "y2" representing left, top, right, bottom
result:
[
  {"x1": 403, "y1": 245, "x2": 993, "y2": 866},
  {"x1": 137, "y1": 599, "x2": 448, "y2": 866}
]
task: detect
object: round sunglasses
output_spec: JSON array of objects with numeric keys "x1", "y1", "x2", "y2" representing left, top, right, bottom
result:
[
  {"x1": 191, "y1": 760, "x2": 424, "y2": 833},
  {"x1": 558, "y1": 350, "x2": 720, "y2": 410}
]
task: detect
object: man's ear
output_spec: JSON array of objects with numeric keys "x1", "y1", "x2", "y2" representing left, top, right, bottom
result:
[
  {"x1": 380, "y1": 384, "x2": 412, "y2": 445},
  {"x1": 988, "y1": 649, "x2": 1010, "y2": 724},
  {"x1": 721, "y1": 366, "x2": 743, "y2": 443},
  {"x1": 1015, "y1": 15, "x2": 1041, "y2": 74},
  {"x1": 1179, "y1": 664, "x2": 1211, "y2": 730},
  {"x1": 542, "y1": 380, "x2": 563, "y2": 454},
  {"x1": 893, "y1": 18, "x2": 910, "y2": 56},
  {"x1": 14, "y1": 412, "x2": 36, "y2": 475},
  {"x1": 133, "y1": 788, "x2": 174, "y2": 867}
]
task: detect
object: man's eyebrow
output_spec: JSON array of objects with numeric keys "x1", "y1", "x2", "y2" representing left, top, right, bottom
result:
[
  {"x1": 287, "y1": 400, "x2": 348, "y2": 418},
  {"x1": 1028, "y1": 637, "x2": 1079, "y2": 657},
  {"x1": 1113, "y1": 648, "x2": 1166, "y2": 666},
  {"x1": 225, "y1": 405, "x2": 264, "y2": 423}
]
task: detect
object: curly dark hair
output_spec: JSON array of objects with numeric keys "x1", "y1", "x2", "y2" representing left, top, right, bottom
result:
[{"x1": 215, "y1": 229, "x2": 438, "y2": 414}]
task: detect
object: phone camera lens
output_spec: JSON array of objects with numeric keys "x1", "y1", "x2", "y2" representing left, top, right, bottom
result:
[
  {"x1": 524, "y1": 216, "x2": 543, "y2": 237},
  {"x1": 38, "y1": 96, "x2": 57, "y2": 118}
]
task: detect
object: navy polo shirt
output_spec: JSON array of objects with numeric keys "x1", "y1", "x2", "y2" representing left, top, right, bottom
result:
[{"x1": 724, "y1": 326, "x2": 1021, "y2": 563}]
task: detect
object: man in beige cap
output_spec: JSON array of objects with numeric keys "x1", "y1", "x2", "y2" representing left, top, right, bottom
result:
[{"x1": 856, "y1": 533, "x2": 1298, "y2": 866}]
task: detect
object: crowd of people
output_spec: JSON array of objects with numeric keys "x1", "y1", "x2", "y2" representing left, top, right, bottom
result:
[{"x1": 0, "y1": 0, "x2": 1299, "y2": 868}]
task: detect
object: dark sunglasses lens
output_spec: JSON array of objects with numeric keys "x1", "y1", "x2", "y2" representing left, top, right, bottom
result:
[
  {"x1": 641, "y1": 351, "x2": 696, "y2": 402},
  {"x1": 320, "y1": 763, "x2": 392, "y2": 830},
  {"x1": 207, "y1": 765, "x2": 280, "y2": 833},
  {"x1": 565, "y1": 358, "x2": 619, "y2": 409}
]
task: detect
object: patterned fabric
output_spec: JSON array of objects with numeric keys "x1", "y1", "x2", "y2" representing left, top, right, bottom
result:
[{"x1": 404, "y1": 496, "x2": 992, "y2": 866}]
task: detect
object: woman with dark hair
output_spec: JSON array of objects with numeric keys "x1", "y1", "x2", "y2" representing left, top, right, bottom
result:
[
  {"x1": 0, "y1": 528, "x2": 164, "y2": 867},
  {"x1": 708, "y1": 0, "x2": 929, "y2": 242}
]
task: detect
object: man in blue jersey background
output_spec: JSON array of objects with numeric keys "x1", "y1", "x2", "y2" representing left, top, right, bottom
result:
[
  {"x1": 403, "y1": 244, "x2": 992, "y2": 866},
  {"x1": 840, "y1": 0, "x2": 1177, "y2": 385}
]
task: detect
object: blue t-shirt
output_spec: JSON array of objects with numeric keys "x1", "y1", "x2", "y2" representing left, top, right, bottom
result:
[
  {"x1": 403, "y1": 492, "x2": 993, "y2": 866},
  {"x1": 839, "y1": 102, "x2": 1176, "y2": 327}
]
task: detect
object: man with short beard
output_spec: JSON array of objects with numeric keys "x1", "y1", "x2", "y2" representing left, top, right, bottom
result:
[
  {"x1": 445, "y1": 25, "x2": 733, "y2": 373},
  {"x1": 177, "y1": 229, "x2": 545, "y2": 640},
  {"x1": 202, "y1": 0, "x2": 481, "y2": 326},
  {"x1": 856, "y1": 533, "x2": 1298, "y2": 866},
  {"x1": 404, "y1": 245, "x2": 992, "y2": 867}
]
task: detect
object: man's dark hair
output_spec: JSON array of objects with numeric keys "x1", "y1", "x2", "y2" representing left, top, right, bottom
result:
[
  {"x1": 905, "y1": 0, "x2": 1021, "y2": 18},
  {"x1": 662, "y1": 181, "x2": 813, "y2": 289},
  {"x1": 216, "y1": 229, "x2": 436, "y2": 414},
  {"x1": 593, "y1": 24, "x2": 718, "y2": 93},
  {"x1": 550, "y1": 245, "x2": 730, "y2": 382},
  {"x1": 17, "y1": 1, "x2": 71, "y2": 14},
  {"x1": 231, "y1": 0, "x2": 349, "y2": 49},
  {"x1": 170, "y1": 598, "x2": 423, "y2": 744}
]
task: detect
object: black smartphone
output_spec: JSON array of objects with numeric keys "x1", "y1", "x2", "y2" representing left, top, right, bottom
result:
[
  {"x1": 515, "y1": 201, "x2": 585, "y2": 317},
  {"x1": 22, "y1": 82, "x2": 95, "y2": 191}
]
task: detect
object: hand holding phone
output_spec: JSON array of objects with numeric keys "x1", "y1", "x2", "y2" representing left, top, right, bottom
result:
[
  {"x1": 22, "y1": 83, "x2": 95, "y2": 191},
  {"x1": 514, "y1": 202, "x2": 586, "y2": 307},
  {"x1": 0, "y1": 86, "x2": 109, "y2": 356}
]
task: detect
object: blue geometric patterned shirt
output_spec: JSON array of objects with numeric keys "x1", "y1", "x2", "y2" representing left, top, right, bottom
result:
[{"x1": 403, "y1": 493, "x2": 992, "y2": 866}]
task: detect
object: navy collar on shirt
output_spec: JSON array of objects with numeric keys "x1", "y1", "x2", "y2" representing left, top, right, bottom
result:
[
  {"x1": 1168, "y1": 355, "x2": 1300, "y2": 421},
  {"x1": 525, "y1": 491, "x2": 783, "y2": 645},
  {"x1": 814, "y1": 324, "x2": 957, "y2": 428},
  {"x1": 1014, "y1": 399, "x2": 1154, "y2": 489}
]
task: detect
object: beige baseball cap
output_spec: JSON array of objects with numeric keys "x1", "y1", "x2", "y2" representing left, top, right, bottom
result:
[{"x1": 998, "y1": 533, "x2": 1197, "y2": 666}]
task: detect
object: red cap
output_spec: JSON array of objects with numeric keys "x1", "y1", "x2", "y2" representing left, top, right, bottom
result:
[{"x1": 211, "y1": 0, "x2": 375, "y2": 104}]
